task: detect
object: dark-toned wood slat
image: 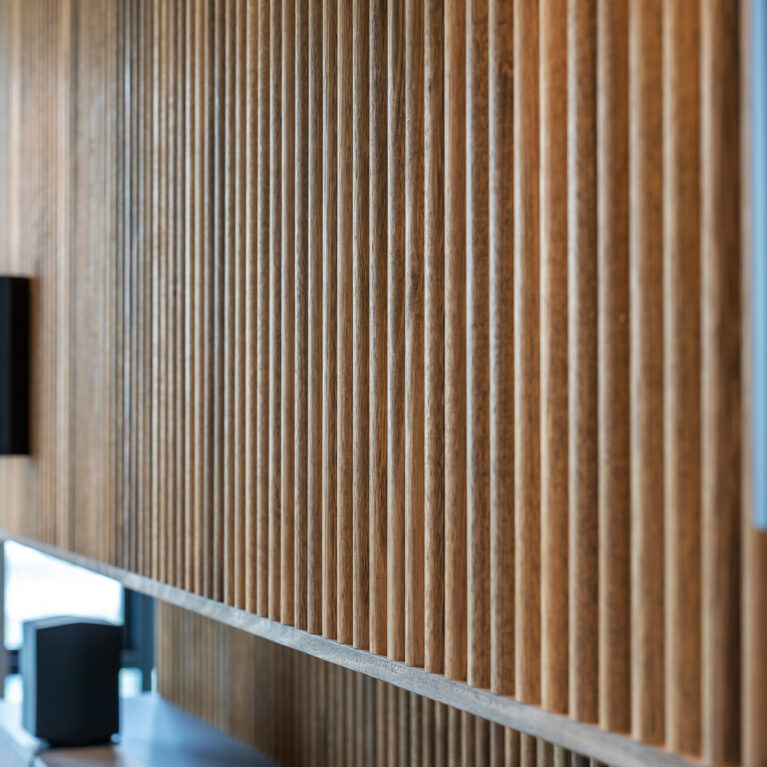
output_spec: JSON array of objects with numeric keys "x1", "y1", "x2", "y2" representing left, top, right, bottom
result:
[
  {"x1": 466, "y1": 0, "x2": 490, "y2": 694},
  {"x1": 513, "y1": 0, "x2": 540, "y2": 706},
  {"x1": 369, "y1": 0, "x2": 388, "y2": 658},
  {"x1": 404, "y1": 0, "x2": 424, "y2": 670},
  {"x1": 700, "y1": 0, "x2": 741, "y2": 763},
  {"x1": 488, "y1": 0, "x2": 514, "y2": 699},
  {"x1": 336, "y1": 0, "x2": 354, "y2": 646},
  {"x1": 352, "y1": 0, "x2": 370, "y2": 652},
  {"x1": 662, "y1": 0, "x2": 700, "y2": 755},
  {"x1": 596, "y1": 0, "x2": 630, "y2": 736},
  {"x1": 386, "y1": 0, "x2": 405, "y2": 666},
  {"x1": 321, "y1": 0, "x2": 337, "y2": 640}
]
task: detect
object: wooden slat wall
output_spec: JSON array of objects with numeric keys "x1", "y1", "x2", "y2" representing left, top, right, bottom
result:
[
  {"x1": 0, "y1": 1, "x2": 764, "y2": 765},
  {"x1": 157, "y1": 601, "x2": 609, "y2": 767}
]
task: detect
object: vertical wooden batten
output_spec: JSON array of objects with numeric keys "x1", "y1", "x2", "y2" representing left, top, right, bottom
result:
[
  {"x1": 596, "y1": 0, "x2": 631, "y2": 736},
  {"x1": 628, "y1": 0, "x2": 664, "y2": 743},
  {"x1": 466, "y1": 0, "x2": 491, "y2": 694},
  {"x1": 488, "y1": 0, "x2": 514, "y2": 699},
  {"x1": 513, "y1": 0, "x2": 540, "y2": 706},
  {"x1": 444, "y1": 0, "x2": 467, "y2": 684},
  {"x1": 540, "y1": 0, "x2": 569, "y2": 717},
  {"x1": 568, "y1": 0, "x2": 598, "y2": 725},
  {"x1": 701, "y1": 0, "x2": 741, "y2": 763},
  {"x1": 424, "y1": 0, "x2": 445, "y2": 679},
  {"x1": 662, "y1": 0, "x2": 701, "y2": 755}
]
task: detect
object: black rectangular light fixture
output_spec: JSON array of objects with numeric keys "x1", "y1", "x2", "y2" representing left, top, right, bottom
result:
[{"x1": 0, "y1": 276, "x2": 31, "y2": 455}]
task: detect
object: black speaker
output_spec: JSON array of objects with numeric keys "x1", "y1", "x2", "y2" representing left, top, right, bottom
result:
[
  {"x1": 22, "y1": 617, "x2": 122, "y2": 747},
  {"x1": 0, "y1": 276, "x2": 30, "y2": 455}
]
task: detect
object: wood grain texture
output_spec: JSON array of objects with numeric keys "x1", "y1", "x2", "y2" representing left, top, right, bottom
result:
[
  {"x1": 701, "y1": 0, "x2": 741, "y2": 763},
  {"x1": 404, "y1": 0, "x2": 424, "y2": 670},
  {"x1": 540, "y1": 0, "x2": 568, "y2": 716},
  {"x1": 629, "y1": 0, "x2": 664, "y2": 744},
  {"x1": 568, "y1": 0, "x2": 598, "y2": 724},
  {"x1": 513, "y1": 0, "x2": 540, "y2": 705},
  {"x1": 424, "y1": 0, "x2": 444, "y2": 677},
  {"x1": 336, "y1": 0, "x2": 354, "y2": 647},
  {"x1": 352, "y1": 0, "x2": 370, "y2": 652},
  {"x1": 596, "y1": 0, "x2": 630, "y2": 736},
  {"x1": 386, "y1": 0, "x2": 406, "y2": 665},
  {"x1": 293, "y1": 0, "x2": 309, "y2": 631},
  {"x1": 256, "y1": 0, "x2": 270, "y2": 615},
  {"x1": 662, "y1": 0, "x2": 700, "y2": 754},
  {"x1": 0, "y1": 2, "x2": 755, "y2": 763},
  {"x1": 280, "y1": 0, "x2": 295, "y2": 626},
  {"x1": 369, "y1": 0, "x2": 388, "y2": 658},
  {"x1": 307, "y1": 0, "x2": 323, "y2": 635},
  {"x1": 488, "y1": 0, "x2": 514, "y2": 698},
  {"x1": 268, "y1": 0, "x2": 283, "y2": 623},
  {"x1": 322, "y1": 0, "x2": 337, "y2": 640},
  {"x1": 444, "y1": 0, "x2": 467, "y2": 684},
  {"x1": 466, "y1": 0, "x2": 490, "y2": 693}
]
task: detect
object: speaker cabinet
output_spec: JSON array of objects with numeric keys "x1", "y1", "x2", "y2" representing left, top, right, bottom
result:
[{"x1": 22, "y1": 617, "x2": 122, "y2": 746}]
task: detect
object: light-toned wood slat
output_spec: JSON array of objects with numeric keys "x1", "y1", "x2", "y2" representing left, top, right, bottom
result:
[
  {"x1": 269, "y1": 0, "x2": 282, "y2": 623},
  {"x1": 568, "y1": 0, "x2": 598, "y2": 724},
  {"x1": 513, "y1": 0, "x2": 540, "y2": 705},
  {"x1": 540, "y1": 0, "x2": 568, "y2": 716},
  {"x1": 352, "y1": 0, "x2": 370, "y2": 651},
  {"x1": 174, "y1": 0, "x2": 186, "y2": 589},
  {"x1": 404, "y1": 0, "x2": 424, "y2": 670},
  {"x1": 212, "y1": 0, "x2": 226, "y2": 603},
  {"x1": 233, "y1": 0, "x2": 247, "y2": 608},
  {"x1": 596, "y1": 0, "x2": 630, "y2": 735},
  {"x1": 628, "y1": 0, "x2": 664, "y2": 744},
  {"x1": 467, "y1": 0, "x2": 490, "y2": 693},
  {"x1": 369, "y1": 0, "x2": 388, "y2": 657},
  {"x1": 700, "y1": 0, "x2": 741, "y2": 763},
  {"x1": 244, "y1": 0, "x2": 257, "y2": 608},
  {"x1": 424, "y1": 0, "x2": 444, "y2": 678},
  {"x1": 223, "y1": 0, "x2": 235, "y2": 606},
  {"x1": 386, "y1": 0, "x2": 405, "y2": 664},
  {"x1": 322, "y1": 0, "x2": 337, "y2": 639},
  {"x1": 183, "y1": 0, "x2": 195, "y2": 593},
  {"x1": 444, "y1": 0, "x2": 467, "y2": 684},
  {"x1": 488, "y1": 0, "x2": 514, "y2": 699},
  {"x1": 281, "y1": 0, "x2": 296, "y2": 627},
  {"x1": 256, "y1": 0, "x2": 270, "y2": 615},
  {"x1": 307, "y1": 0, "x2": 323, "y2": 636},
  {"x1": 336, "y1": 0, "x2": 354, "y2": 646},
  {"x1": 662, "y1": 0, "x2": 701, "y2": 755},
  {"x1": 202, "y1": 0, "x2": 214, "y2": 598}
]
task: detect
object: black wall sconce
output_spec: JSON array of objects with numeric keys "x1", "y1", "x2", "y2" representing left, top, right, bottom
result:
[{"x1": 0, "y1": 276, "x2": 30, "y2": 455}]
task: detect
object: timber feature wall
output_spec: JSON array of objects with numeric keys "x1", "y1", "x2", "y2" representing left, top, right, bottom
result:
[{"x1": 0, "y1": 1, "x2": 765, "y2": 765}]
